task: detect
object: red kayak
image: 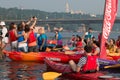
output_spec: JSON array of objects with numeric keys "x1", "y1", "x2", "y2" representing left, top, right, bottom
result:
[
  {"x1": 44, "y1": 59, "x2": 118, "y2": 80},
  {"x1": 110, "y1": 56, "x2": 120, "y2": 61},
  {"x1": 3, "y1": 50, "x2": 82, "y2": 63},
  {"x1": 3, "y1": 50, "x2": 119, "y2": 69}
]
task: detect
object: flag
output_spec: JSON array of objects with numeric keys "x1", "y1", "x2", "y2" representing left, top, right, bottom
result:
[{"x1": 100, "y1": 0, "x2": 118, "y2": 59}]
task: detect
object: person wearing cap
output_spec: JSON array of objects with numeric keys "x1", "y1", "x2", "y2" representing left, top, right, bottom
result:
[{"x1": 0, "y1": 21, "x2": 8, "y2": 44}]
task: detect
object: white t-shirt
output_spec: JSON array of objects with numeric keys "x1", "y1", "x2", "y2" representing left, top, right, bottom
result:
[{"x1": 2, "y1": 27, "x2": 8, "y2": 43}]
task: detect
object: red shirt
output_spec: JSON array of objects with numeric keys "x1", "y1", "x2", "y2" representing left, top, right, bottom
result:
[
  {"x1": 9, "y1": 30, "x2": 17, "y2": 42},
  {"x1": 28, "y1": 31, "x2": 36, "y2": 43}
]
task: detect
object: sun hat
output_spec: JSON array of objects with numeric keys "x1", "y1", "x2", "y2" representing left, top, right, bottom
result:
[{"x1": 0, "y1": 21, "x2": 6, "y2": 26}]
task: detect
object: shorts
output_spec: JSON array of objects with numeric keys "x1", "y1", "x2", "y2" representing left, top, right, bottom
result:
[
  {"x1": 57, "y1": 40, "x2": 63, "y2": 46},
  {"x1": 2, "y1": 37, "x2": 8, "y2": 44},
  {"x1": 18, "y1": 43, "x2": 28, "y2": 52},
  {"x1": 11, "y1": 40, "x2": 18, "y2": 51},
  {"x1": 28, "y1": 46, "x2": 38, "y2": 52}
]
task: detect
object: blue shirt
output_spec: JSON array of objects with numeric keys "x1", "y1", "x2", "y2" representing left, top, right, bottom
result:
[
  {"x1": 84, "y1": 32, "x2": 93, "y2": 39},
  {"x1": 18, "y1": 31, "x2": 24, "y2": 42},
  {"x1": 57, "y1": 32, "x2": 62, "y2": 40},
  {"x1": 37, "y1": 34, "x2": 47, "y2": 47}
]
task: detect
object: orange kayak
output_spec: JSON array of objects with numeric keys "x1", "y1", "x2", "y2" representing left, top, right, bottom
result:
[
  {"x1": 3, "y1": 50, "x2": 82, "y2": 62},
  {"x1": 47, "y1": 40, "x2": 57, "y2": 45},
  {"x1": 2, "y1": 50, "x2": 119, "y2": 68}
]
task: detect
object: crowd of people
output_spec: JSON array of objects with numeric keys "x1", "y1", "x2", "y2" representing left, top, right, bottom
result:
[
  {"x1": 0, "y1": 17, "x2": 65, "y2": 53},
  {"x1": 64, "y1": 28, "x2": 120, "y2": 73},
  {"x1": 0, "y1": 17, "x2": 120, "y2": 73},
  {"x1": 0, "y1": 17, "x2": 47, "y2": 53},
  {"x1": 0, "y1": 17, "x2": 120, "y2": 56}
]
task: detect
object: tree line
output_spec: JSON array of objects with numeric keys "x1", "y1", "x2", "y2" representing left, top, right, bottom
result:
[{"x1": 0, "y1": 7, "x2": 102, "y2": 20}]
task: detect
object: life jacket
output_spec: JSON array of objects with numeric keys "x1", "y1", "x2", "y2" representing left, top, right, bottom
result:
[
  {"x1": 81, "y1": 55, "x2": 97, "y2": 72},
  {"x1": 9, "y1": 30, "x2": 17, "y2": 42},
  {"x1": 76, "y1": 41, "x2": 82, "y2": 47},
  {"x1": 18, "y1": 31, "x2": 24, "y2": 42},
  {"x1": 28, "y1": 31, "x2": 36, "y2": 43}
]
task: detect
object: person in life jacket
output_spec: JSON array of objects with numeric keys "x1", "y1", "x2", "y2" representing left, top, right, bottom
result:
[
  {"x1": 24, "y1": 17, "x2": 38, "y2": 52},
  {"x1": 69, "y1": 45, "x2": 99, "y2": 73},
  {"x1": 9, "y1": 22, "x2": 18, "y2": 51}
]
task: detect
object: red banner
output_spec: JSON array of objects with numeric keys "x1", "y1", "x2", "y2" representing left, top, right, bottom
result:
[{"x1": 100, "y1": 0, "x2": 118, "y2": 59}]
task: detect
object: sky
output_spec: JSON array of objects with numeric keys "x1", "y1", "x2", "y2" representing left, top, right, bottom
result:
[{"x1": 0, "y1": 0, "x2": 120, "y2": 17}]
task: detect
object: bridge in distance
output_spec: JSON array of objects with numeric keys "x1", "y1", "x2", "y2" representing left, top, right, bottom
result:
[{"x1": 4, "y1": 18, "x2": 120, "y2": 25}]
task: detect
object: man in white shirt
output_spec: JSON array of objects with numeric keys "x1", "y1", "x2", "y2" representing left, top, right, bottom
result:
[{"x1": 0, "y1": 21, "x2": 8, "y2": 44}]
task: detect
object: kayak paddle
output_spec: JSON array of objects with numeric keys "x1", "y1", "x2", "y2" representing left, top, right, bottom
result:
[
  {"x1": 104, "y1": 64, "x2": 120, "y2": 69},
  {"x1": 42, "y1": 72, "x2": 62, "y2": 80}
]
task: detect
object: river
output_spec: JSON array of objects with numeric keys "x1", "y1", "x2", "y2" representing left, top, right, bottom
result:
[{"x1": 1, "y1": 32, "x2": 120, "y2": 80}]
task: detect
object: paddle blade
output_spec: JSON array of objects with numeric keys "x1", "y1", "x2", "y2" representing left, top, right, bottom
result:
[
  {"x1": 42, "y1": 72, "x2": 62, "y2": 80},
  {"x1": 104, "y1": 64, "x2": 120, "y2": 69}
]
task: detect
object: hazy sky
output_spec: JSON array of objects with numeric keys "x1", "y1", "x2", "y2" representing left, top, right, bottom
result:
[{"x1": 0, "y1": 0, "x2": 120, "y2": 16}]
